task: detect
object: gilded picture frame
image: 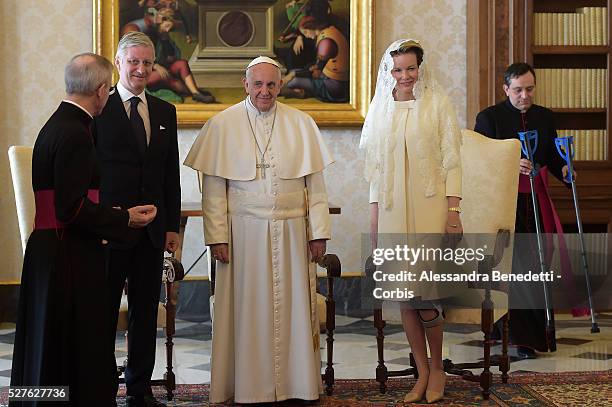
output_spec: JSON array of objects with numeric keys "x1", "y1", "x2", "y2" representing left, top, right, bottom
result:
[{"x1": 93, "y1": 0, "x2": 373, "y2": 127}]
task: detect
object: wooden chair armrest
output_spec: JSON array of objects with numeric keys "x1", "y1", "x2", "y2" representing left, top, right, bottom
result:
[
  {"x1": 317, "y1": 253, "x2": 341, "y2": 278},
  {"x1": 163, "y1": 257, "x2": 185, "y2": 283},
  {"x1": 478, "y1": 229, "x2": 511, "y2": 274}
]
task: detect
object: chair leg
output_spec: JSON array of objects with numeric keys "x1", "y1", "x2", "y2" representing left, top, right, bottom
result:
[
  {"x1": 124, "y1": 331, "x2": 128, "y2": 368},
  {"x1": 117, "y1": 331, "x2": 128, "y2": 379},
  {"x1": 374, "y1": 308, "x2": 388, "y2": 394},
  {"x1": 480, "y1": 305, "x2": 493, "y2": 400},
  {"x1": 324, "y1": 276, "x2": 336, "y2": 396},
  {"x1": 500, "y1": 313, "x2": 510, "y2": 383},
  {"x1": 163, "y1": 280, "x2": 178, "y2": 400},
  {"x1": 409, "y1": 352, "x2": 418, "y2": 379}
]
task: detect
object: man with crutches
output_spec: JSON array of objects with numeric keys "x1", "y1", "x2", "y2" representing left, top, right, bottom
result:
[{"x1": 474, "y1": 62, "x2": 577, "y2": 359}]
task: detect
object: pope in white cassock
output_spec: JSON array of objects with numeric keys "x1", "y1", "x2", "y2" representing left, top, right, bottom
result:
[{"x1": 184, "y1": 56, "x2": 334, "y2": 404}]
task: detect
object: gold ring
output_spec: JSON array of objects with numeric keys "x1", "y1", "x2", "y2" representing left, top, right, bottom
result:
[{"x1": 449, "y1": 224, "x2": 458, "y2": 228}]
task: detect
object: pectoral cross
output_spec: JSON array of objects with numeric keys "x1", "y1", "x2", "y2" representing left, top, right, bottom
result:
[{"x1": 256, "y1": 158, "x2": 270, "y2": 179}]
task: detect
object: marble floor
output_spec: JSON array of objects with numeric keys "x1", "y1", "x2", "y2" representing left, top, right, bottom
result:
[{"x1": 0, "y1": 312, "x2": 610, "y2": 388}]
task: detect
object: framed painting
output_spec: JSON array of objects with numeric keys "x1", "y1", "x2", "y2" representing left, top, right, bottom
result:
[{"x1": 93, "y1": 0, "x2": 373, "y2": 127}]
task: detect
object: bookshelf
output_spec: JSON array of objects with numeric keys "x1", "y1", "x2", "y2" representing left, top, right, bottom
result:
[
  {"x1": 466, "y1": 0, "x2": 612, "y2": 228},
  {"x1": 525, "y1": 0, "x2": 612, "y2": 229}
]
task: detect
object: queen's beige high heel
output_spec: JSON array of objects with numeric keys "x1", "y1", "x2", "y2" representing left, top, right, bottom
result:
[
  {"x1": 404, "y1": 372, "x2": 429, "y2": 403},
  {"x1": 404, "y1": 389, "x2": 425, "y2": 403},
  {"x1": 425, "y1": 369, "x2": 446, "y2": 404}
]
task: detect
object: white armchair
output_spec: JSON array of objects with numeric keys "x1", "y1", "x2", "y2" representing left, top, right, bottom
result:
[{"x1": 8, "y1": 146, "x2": 34, "y2": 255}]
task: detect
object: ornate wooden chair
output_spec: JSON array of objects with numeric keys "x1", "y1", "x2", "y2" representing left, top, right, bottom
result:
[
  {"x1": 116, "y1": 257, "x2": 184, "y2": 401},
  {"x1": 369, "y1": 130, "x2": 521, "y2": 399},
  {"x1": 209, "y1": 253, "x2": 341, "y2": 395}
]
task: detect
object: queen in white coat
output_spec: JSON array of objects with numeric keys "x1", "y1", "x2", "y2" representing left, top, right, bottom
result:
[{"x1": 361, "y1": 39, "x2": 463, "y2": 404}]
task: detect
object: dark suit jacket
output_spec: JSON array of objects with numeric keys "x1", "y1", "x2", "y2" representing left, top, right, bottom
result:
[
  {"x1": 93, "y1": 91, "x2": 180, "y2": 249},
  {"x1": 474, "y1": 98, "x2": 567, "y2": 183}
]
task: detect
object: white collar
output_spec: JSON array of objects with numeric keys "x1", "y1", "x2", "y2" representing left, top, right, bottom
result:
[
  {"x1": 62, "y1": 99, "x2": 93, "y2": 119},
  {"x1": 245, "y1": 96, "x2": 276, "y2": 118},
  {"x1": 117, "y1": 81, "x2": 148, "y2": 106}
]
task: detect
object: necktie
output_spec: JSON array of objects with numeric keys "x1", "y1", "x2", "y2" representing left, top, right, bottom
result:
[{"x1": 129, "y1": 96, "x2": 147, "y2": 157}]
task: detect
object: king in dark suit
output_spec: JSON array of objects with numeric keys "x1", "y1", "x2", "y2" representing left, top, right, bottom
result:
[{"x1": 93, "y1": 32, "x2": 181, "y2": 407}]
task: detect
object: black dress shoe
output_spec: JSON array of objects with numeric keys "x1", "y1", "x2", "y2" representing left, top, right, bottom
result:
[{"x1": 126, "y1": 395, "x2": 167, "y2": 407}]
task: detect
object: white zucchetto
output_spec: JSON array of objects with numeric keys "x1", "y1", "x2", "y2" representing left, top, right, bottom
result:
[{"x1": 246, "y1": 56, "x2": 280, "y2": 71}]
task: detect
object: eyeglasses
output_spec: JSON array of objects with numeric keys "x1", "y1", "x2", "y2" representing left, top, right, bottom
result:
[{"x1": 126, "y1": 59, "x2": 154, "y2": 68}]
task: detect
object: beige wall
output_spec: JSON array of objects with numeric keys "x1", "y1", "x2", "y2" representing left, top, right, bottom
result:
[
  {"x1": 0, "y1": 0, "x2": 94, "y2": 282},
  {"x1": 0, "y1": 0, "x2": 466, "y2": 282}
]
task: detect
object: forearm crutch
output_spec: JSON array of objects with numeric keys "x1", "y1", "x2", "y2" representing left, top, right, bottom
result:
[
  {"x1": 555, "y1": 136, "x2": 600, "y2": 333},
  {"x1": 518, "y1": 130, "x2": 556, "y2": 347}
]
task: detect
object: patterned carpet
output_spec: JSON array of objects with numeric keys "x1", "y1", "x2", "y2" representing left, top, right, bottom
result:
[
  {"x1": 1, "y1": 371, "x2": 609, "y2": 406},
  {"x1": 117, "y1": 370, "x2": 609, "y2": 406}
]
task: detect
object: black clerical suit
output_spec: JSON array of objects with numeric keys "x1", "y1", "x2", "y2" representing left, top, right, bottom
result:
[
  {"x1": 11, "y1": 102, "x2": 134, "y2": 406},
  {"x1": 475, "y1": 99, "x2": 567, "y2": 352},
  {"x1": 93, "y1": 90, "x2": 180, "y2": 397}
]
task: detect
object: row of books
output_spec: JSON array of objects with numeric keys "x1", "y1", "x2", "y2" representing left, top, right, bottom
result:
[
  {"x1": 533, "y1": 7, "x2": 607, "y2": 46},
  {"x1": 534, "y1": 69, "x2": 607, "y2": 109},
  {"x1": 557, "y1": 129, "x2": 608, "y2": 161}
]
